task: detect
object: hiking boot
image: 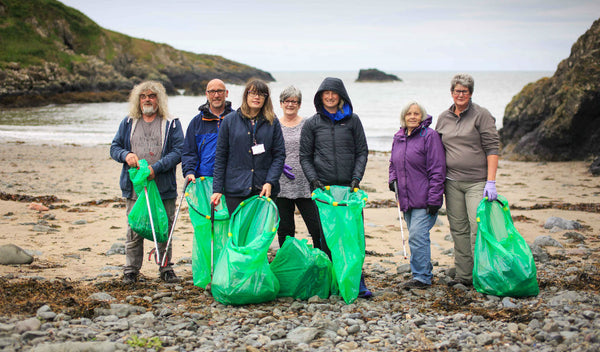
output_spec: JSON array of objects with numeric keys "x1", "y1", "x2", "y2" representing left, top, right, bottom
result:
[
  {"x1": 358, "y1": 276, "x2": 373, "y2": 298},
  {"x1": 123, "y1": 272, "x2": 138, "y2": 284},
  {"x1": 160, "y1": 270, "x2": 180, "y2": 283},
  {"x1": 447, "y1": 278, "x2": 472, "y2": 287},
  {"x1": 401, "y1": 279, "x2": 430, "y2": 290}
]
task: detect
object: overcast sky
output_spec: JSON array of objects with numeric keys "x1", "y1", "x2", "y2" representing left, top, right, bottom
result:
[{"x1": 59, "y1": 0, "x2": 599, "y2": 72}]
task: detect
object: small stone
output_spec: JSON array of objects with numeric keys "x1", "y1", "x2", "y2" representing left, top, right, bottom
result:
[
  {"x1": 533, "y1": 235, "x2": 563, "y2": 248},
  {"x1": 0, "y1": 244, "x2": 34, "y2": 264},
  {"x1": 396, "y1": 263, "x2": 411, "y2": 274}
]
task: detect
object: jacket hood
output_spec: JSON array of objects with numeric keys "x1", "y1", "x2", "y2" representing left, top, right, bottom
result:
[
  {"x1": 394, "y1": 115, "x2": 433, "y2": 139},
  {"x1": 313, "y1": 77, "x2": 353, "y2": 114},
  {"x1": 198, "y1": 100, "x2": 233, "y2": 119}
]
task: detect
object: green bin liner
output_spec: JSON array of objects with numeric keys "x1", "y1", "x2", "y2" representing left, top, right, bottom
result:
[
  {"x1": 312, "y1": 186, "x2": 368, "y2": 304},
  {"x1": 473, "y1": 194, "x2": 539, "y2": 297},
  {"x1": 185, "y1": 177, "x2": 229, "y2": 289},
  {"x1": 211, "y1": 196, "x2": 280, "y2": 305},
  {"x1": 270, "y1": 237, "x2": 333, "y2": 300},
  {"x1": 127, "y1": 159, "x2": 168, "y2": 242}
]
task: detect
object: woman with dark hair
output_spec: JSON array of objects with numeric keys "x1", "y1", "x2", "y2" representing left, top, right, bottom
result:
[
  {"x1": 299, "y1": 77, "x2": 372, "y2": 298},
  {"x1": 211, "y1": 79, "x2": 286, "y2": 215}
]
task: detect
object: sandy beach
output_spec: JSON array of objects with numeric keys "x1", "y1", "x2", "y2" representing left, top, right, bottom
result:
[{"x1": 1, "y1": 141, "x2": 599, "y2": 281}]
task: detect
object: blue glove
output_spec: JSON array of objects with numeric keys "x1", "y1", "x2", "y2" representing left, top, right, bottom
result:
[
  {"x1": 283, "y1": 164, "x2": 295, "y2": 180},
  {"x1": 483, "y1": 180, "x2": 497, "y2": 201}
]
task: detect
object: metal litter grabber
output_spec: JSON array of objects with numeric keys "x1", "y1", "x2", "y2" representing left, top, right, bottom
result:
[
  {"x1": 393, "y1": 183, "x2": 408, "y2": 260},
  {"x1": 160, "y1": 178, "x2": 191, "y2": 267},
  {"x1": 210, "y1": 202, "x2": 216, "y2": 275},
  {"x1": 144, "y1": 185, "x2": 161, "y2": 265}
]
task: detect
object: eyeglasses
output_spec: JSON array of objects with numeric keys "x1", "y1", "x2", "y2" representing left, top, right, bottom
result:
[
  {"x1": 248, "y1": 90, "x2": 268, "y2": 98},
  {"x1": 452, "y1": 89, "x2": 470, "y2": 96},
  {"x1": 206, "y1": 89, "x2": 226, "y2": 95},
  {"x1": 139, "y1": 93, "x2": 157, "y2": 100},
  {"x1": 282, "y1": 100, "x2": 300, "y2": 105}
]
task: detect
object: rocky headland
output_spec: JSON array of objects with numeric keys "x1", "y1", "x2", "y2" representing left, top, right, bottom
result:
[
  {"x1": 500, "y1": 17, "x2": 600, "y2": 163},
  {"x1": 0, "y1": 0, "x2": 274, "y2": 108},
  {"x1": 355, "y1": 68, "x2": 402, "y2": 82}
]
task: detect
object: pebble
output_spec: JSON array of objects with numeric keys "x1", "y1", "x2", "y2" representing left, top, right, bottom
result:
[
  {"x1": 544, "y1": 216, "x2": 582, "y2": 230},
  {"x1": 0, "y1": 244, "x2": 34, "y2": 265},
  {"x1": 1, "y1": 221, "x2": 599, "y2": 351}
]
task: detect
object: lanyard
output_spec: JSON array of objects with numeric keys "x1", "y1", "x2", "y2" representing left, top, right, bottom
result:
[{"x1": 250, "y1": 118, "x2": 258, "y2": 145}]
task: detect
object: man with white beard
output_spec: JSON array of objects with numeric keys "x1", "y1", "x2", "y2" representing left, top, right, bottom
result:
[{"x1": 110, "y1": 81, "x2": 184, "y2": 284}]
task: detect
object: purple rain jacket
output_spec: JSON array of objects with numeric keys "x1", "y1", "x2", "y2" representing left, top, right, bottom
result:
[{"x1": 388, "y1": 115, "x2": 446, "y2": 212}]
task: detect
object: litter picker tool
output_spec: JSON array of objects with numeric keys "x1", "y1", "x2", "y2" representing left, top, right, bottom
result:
[
  {"x1": 210, "y1": 201, "x2": 216, "y2": 275},
  {"x1": 393, "y1": 183, "x2": 408, "y2": 259},
  {"x1": 144, "y1": 185, "x2": 161, "y2": 265},
  {"x1": 160, "y1": 178, "x2": 190, "y2": 267}
]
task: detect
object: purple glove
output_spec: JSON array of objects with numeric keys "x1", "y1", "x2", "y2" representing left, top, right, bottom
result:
[
  {"x1": 283, "y1": 164, "x2": 295, "y2": 180},
  {"x1": 483, "y1": 180, "x2": 497, "y2": 201}
]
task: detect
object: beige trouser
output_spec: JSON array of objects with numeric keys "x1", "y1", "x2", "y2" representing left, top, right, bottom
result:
[
  {"x1": 125, "y1": 198, "x2": 176, "y2": 275},
  {"x1": 444, "y1": 179, "x2": 485, "y2": 281}
]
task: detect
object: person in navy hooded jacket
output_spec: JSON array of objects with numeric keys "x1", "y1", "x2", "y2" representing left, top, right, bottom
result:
[
  {"x1": 182, "y1": 79, "x2": 234, "y2": 182},
  {"x1": 389, "y1": 101, "x2": 446, "y2": 289},
  {"x1": 299, "y1": 77, "x2": 372, "y2": 298}
]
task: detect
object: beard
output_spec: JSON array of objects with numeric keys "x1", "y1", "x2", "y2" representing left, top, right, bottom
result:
[{"x1": 142, "y1": 104, "x2": 157, "y2": 116}]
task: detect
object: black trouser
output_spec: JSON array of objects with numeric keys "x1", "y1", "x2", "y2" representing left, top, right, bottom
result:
[
  {"x1": 275, "y1": 197, "x2": 330, "y2": 258},
  {"x1": 225, "y1": 191, "x2": 276, "y2": 217}
]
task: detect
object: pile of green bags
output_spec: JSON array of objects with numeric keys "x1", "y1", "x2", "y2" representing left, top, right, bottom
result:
[
  {"x1": 185, "y1": 177, "x2": 229, "y2": 288},
  {"x1": 270, "y1": 237, "x2": 333, "y2": 300},
  {"x1": 473, "y1": 194, "x2": 539, "y2": 297}
]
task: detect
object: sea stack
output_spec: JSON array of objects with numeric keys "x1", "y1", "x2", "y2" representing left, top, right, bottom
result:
[{"x1": 356, "y1": 68, "x2": 402, "y2": 82}]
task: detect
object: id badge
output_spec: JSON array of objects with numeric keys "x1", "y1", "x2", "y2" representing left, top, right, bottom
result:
[{"x1": 251, "y1": 144, "x2": 265, "y2": 155}]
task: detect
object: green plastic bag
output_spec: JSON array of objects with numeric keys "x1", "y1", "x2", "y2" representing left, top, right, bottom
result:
[
  {"x1": 127, "y1": 159, "x2": 168, "y2": 242},
  {"x1": 312, "y1": 186, "x2": 368, "y2": 304},
  {"x1": 185, "y1": 177, "x2": 230, "y2": 289},
  {"x1": 270, "y1": 237, "x2": 333, "y2": 300},
  {"x1": 473, "y1": 194, "x2": 539, "y2": 297},
  {"x1": 211, "y1": 196, "x2": 280, "y2": 305}
]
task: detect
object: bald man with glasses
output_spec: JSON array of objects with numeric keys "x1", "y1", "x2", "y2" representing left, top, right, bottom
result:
[{"x1": 182, "y1": 79, "x2": 235, "y2": 182}]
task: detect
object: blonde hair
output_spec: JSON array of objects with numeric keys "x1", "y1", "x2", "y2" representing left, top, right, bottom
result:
[
  {"x1": 240, "y1": 79, "x2": 275, "y2": 123},
  {"x1": 128, "y1": 81, "x2": 170, "y2": 120}
]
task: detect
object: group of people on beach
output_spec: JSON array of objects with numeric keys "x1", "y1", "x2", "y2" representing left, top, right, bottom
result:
[{"x1": 110, "y1": 73, "x2": 499, "y2": 298}]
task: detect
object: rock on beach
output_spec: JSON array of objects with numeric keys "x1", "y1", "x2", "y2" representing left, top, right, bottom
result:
[{"x1": 0, "y1": 244, "x2": 34, "y2": 265}]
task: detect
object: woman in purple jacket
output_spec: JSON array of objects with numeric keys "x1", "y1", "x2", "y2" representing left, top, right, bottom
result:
[{"x1": 389, "y1": 101, "x2": 446, "y2": 289}]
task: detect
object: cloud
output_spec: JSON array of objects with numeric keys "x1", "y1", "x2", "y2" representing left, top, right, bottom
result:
[{"x1": 59, "y1": 0, "x2": 600, "y2": 71}]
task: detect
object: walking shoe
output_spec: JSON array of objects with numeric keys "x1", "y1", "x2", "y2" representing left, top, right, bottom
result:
[
  {"x1": 358, "y1": 277, "x2": 373, "y2": 298},
  {"x1": 123, "y1": 272, "x2": 138, "y2": 284},
  {"x1": 401, "y1": 279, "x2": 430, "y2": 290},
  {"x1": 447, "y1": 278, "x2": 472, "y2": 287},
  {"x1": 160, "y1": 270, "x2": 180, "y2": 283}
]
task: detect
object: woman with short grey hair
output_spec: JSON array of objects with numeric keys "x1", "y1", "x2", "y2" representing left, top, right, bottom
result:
[
  {"x1": 389, "y1": 101, "x2": 445, "y2": 289},
  {"x1": 275, "y1": 86, "x2": 324, "y2": 250},
  {"x1": 435, "y1": 73, "x2": 500, "y2": 287}
]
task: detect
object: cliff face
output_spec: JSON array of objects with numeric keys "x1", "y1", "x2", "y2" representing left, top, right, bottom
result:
[
  {"x1": 500, "y1": 18, "x2": 600, "y2": 161},
  {"x1": 0, "y1": 0, "x2": 274, "y2": 107}
]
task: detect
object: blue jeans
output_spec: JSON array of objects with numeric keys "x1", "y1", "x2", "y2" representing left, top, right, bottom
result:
[{"x1": 404, "y1": 208, "x2": 437, "y2": 285}]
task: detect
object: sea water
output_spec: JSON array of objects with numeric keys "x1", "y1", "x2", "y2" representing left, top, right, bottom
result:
[{"x1": 0, "y1": 71, "x2": 550, "y2": 151}]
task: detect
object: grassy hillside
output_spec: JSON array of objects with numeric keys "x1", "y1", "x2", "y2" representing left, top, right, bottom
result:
[
  {"x1": 0, "y1": 0, "x2": 104, "y2": 68},
  {"x1": 0, "y1": 0, "x2": 273, "y2": 106}
]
